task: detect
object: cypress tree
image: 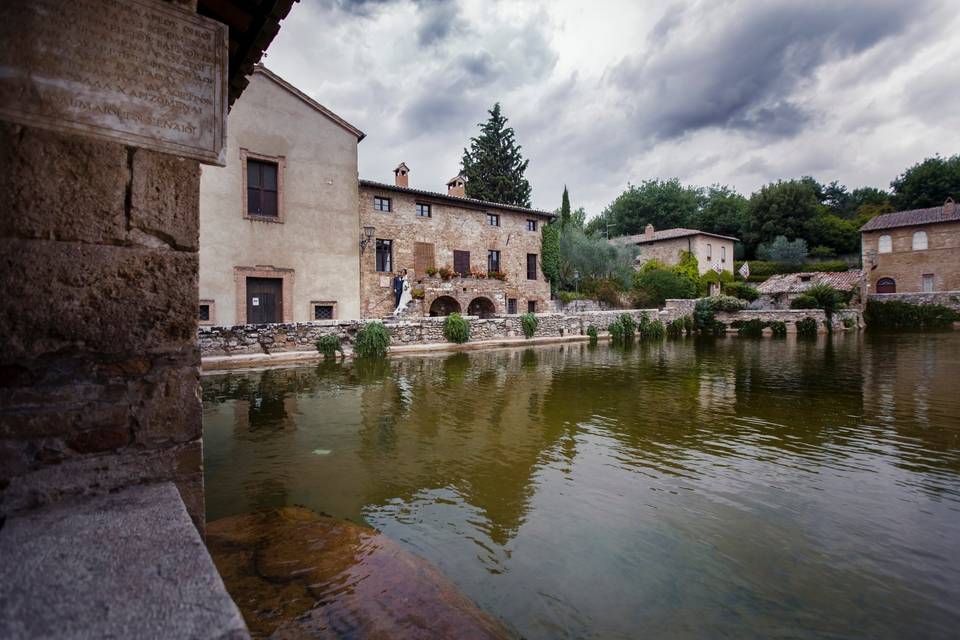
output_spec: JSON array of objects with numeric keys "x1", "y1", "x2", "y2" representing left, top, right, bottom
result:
[
  {"x1": 560, "y1": 185, "x2": 571, "y2": 228},
  {"x1": 461, "y1": 103, "x2": 532, "y2": 207}
]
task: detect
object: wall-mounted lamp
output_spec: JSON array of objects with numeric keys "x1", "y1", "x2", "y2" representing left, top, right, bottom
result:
[{"x1": 360, "y1": 225, "x2": 375, "y2": 253}]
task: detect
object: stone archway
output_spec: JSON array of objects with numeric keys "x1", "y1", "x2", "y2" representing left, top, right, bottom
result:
[
  {"x1": 467, "y1": 297, "x2": 496, "y2": 318},
  {"x1": 429, "y1": 295, "x2": 461, "y2": 317},
  {"x1": 876, "y1": 277, "x2": 896, "y2": 293}
]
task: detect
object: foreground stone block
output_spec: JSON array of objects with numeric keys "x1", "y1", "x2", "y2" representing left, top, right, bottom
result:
[
  {"x1": 0, "y1": 483, "x2": 248, "y2": 640},
  {"x1": 208, "y1": 506, "x2": 512, "y2": 639}
]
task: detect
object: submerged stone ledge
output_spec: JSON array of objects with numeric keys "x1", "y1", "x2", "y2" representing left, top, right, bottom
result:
[
  {"x1": 0, "y1": 483, "x2": 248, "y2": 640},
  {"x1": 207, "y1": 506, "x2": 513, "y2": 639}
]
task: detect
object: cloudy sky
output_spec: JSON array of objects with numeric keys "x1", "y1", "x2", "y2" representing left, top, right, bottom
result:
[{"x1": 260, "y1": 0, "x2": 960, "y2": 216}]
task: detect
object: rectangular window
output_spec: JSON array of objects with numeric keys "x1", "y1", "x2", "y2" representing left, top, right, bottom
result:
[
  {"x1": 487, "y1": 250, "x2": 501, "y2": 273},
  {"x1": 453, "y1": 250, "x2": 470, "y2": 276},
  {"x1": 528, "y1": 300, "x2": 537, "y2": 313},
  {"x1": 374, "y1": 196, "x2": 392, "y2": 212},
  {"x1": 487, "y1": 213, "x2": 500, "y2": 227},
  {"x1": 526, "y1": 219, "x2": 538, "y2": 232},
  {"x1": 416, "y1": 203, "x2": 431, "y2": 218},
  {"x1": 508, "y1": 298, "x2": 517, "y2": 314},
  {"x1": 706, "y1": 243, "x2": 712, "y2": 260},
  {"x1": 198, "y1": 304, "x2": 210, "y2": 322},
  {"x1": 526, "y1": 253, "x2": 537, "y2": 280},
  {"x1": 247, "y1": 159, "x2": 278, "y2": 217},
  {"x1": 314, "y1": 304, "x2": 334, "y2": 320},
  {"x1": 721, "y1": 246, "x2": 726, "y2": 262},
  {"x1": 922, "y1": 274, "x2": 935, "y2": 293},
  {"x1": 376, "y1": 239, "x2": 393, "y2": 272}
]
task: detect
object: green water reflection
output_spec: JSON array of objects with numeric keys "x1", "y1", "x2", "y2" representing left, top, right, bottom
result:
[{"x1": 203, "y1": 333, "x2": 960, "y2": 639}]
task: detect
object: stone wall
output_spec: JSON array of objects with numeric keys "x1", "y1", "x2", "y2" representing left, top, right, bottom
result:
[
  {"x1": 199, "y1": 304, "x2": 864, "y2": 357},
  {"x1": 867, "y1": 291, "x2": 960, "y2": 311},
  {"x1": 0, "y1": 122, "x2": 205, "y2": 530},
  {"x1": 199, "y1": 309, "x2": 665, "y2": 357}
]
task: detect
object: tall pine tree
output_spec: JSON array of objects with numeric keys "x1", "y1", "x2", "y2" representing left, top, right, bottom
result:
[
  {"x1": 560, "y1": 185, "x2": 571, "y2": 228},
  {"x1": 461, "y1": 103, "x2": 532, "y2": 207}
]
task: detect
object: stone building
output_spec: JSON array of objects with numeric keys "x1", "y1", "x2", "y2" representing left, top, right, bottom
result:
[
  {"x1": 358, "y1": 166, "x2": 555, "y2": 318},
  {"x1": 860, "y1": 198, "x2": 960, "y2": 294},
  {"x1": 613, "y1": 225, "x2": 738, "y2": 274},
  {"x1": 755, "y1": 270, "x2": 863, "y2": 309},
  {"x1": 199, "y1": 65, "x2": 365, "y2": 326}
]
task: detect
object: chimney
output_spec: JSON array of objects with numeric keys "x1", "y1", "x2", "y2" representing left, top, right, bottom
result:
[
  {"x1": 644, "y1": 223, "x2": 655, "y2": 239},
  {"x1": 394, "y1": 162, "x2": 410, "y2": 188},
  {"x1": 447, "y1": 173, "x2": 466, "y2": 198},
  {"x1": 945, "y1": 197, "x2": 957, "y2": 214}
]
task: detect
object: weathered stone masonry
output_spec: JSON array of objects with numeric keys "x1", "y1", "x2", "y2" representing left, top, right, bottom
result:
[
  {"x1": 0, "y1": 122, "x2": 205, "y2": 530},
  {"x1": 198, "y1": 306, "x2": 862, "y2": 358}
]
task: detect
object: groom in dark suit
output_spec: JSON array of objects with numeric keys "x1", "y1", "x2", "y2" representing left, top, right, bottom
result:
[{"x1": 392, "y1": 271, "x2": 404, "y2": 309}]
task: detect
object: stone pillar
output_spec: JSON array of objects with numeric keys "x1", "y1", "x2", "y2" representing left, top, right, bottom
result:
[{"x1": 0, "y1": 121, "x2": 206, "y2": 531}]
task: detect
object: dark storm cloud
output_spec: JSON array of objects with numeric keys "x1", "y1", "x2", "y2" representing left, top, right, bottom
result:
[
  {"x1": 323, "y1": 0, "x2": 396, "y2": 16},
  {"x1": 612, "y1": 0, "x2": 930, "y2": 141},
  {"x1": 416, "y1": 0, "x2": 464, "y2": 46}
]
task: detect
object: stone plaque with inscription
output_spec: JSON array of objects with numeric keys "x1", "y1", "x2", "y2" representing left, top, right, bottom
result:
[{"x1": 0, "y1": 0, "x2": 228, "y2": 165}]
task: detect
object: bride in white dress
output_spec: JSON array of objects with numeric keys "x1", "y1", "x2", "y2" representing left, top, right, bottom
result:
[{"x1": 393, "y1": 269, "x2": 412, "y2": 316}]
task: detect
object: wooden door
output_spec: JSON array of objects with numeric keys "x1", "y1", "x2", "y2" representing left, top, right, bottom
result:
[
  {"x1": 247, "y1": 277, "x2": 283, "y2": 324},
  {"x1": 876, "y1": 278, "x2": 896, "y2": 294}
]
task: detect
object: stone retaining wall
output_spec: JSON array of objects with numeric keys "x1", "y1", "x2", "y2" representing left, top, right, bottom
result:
[
  {"x1": 199, "y1": 309, "x2": 666, "y2": 357},
  {"x1": 199, "y1": 303, "x2": 864, "y2": 358},
  {"x1": 868, "y1": 291, "x2": 960, "y2": 311}
]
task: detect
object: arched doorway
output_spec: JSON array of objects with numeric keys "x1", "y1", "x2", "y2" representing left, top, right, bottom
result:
[
  {"x1": 876, "y1": 278, "x2": 896, "y2": 293},
  {"x1": 429, "y1": 296, "x2": 461, "y2": 317},
  {"x1": 467, "y1": 297, "x2": 496, "y2": 318}
]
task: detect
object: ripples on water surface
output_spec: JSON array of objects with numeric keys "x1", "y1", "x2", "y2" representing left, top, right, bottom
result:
[{"x1": 203, "y1": 333, "x2": 960, "y2": 639}]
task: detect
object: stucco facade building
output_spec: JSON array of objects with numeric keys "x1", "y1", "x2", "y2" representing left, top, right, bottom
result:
[
  {"x1": 860, "y1": 199, "x2": 960, "y2": 294},
  {"x1": 199, "y1": 66, "x2": 365, "y2": 326},
  {"x1": 359, "y1": 167, "x2": 554, "y2": 318},
  {"x1": 614, "y1": 225, "x2": 738, "y2": 275}
]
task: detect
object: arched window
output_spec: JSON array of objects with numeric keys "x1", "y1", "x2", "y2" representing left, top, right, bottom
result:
[
  {"x1": 912, "y1": 231, "x2": 928, "y2": 250},
  {"x1": 876, "y1": 278, "x2": 896, "y2": 293},
  {"x1": 878, "y1": 235, "x2": 892, "y2": 253}
]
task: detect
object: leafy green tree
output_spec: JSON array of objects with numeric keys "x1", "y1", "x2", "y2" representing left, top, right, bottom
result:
[
  {"x1": 584, "y1": 212, "x2": 611, "y2": 237},
  {"x1": 700, "y1": 185, "x2": 747, "y2": 238},
  {"x1": 743, "y1": 179, "x2": 821, "y2": 256},
  {"x1": 632, "y1": 269, "x2": 698, "y2": 307},
  {"x1": 569, "y1": 207, "x2": 587, "y2": 230},
  {"x1": 804, "y1": 213, "x2": 859, "y2": 256},
  {"x1": 602, "y1": 179, "x2": 703, "y2": 237},
  {"x1": 891, "y1": 154, "x2": 960, "y2": 210},
  {"x1": 460, "y1": 103, "x2": 532, "y2": 207},
  {"x1": 757, "y1": 235, "x2": 808, "y2": 265},
  {"x1": 558, "y1": 228, "x2": 637, "y2": 290}
]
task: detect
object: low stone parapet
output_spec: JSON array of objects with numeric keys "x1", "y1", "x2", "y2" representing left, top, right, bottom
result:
[
  {"x1": 198, "y1": 304, "x2": 863, "y2": 359},
  {"x1": 868, "y1": 291, "x2": 960, "y2": 311},
  {"x1": 198, "y1": 309, "x2": 666, "y2": 358}
]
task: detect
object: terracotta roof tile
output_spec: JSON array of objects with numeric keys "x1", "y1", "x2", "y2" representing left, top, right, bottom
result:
[
  {"x1": 860, "y1": 201, "x2": 960, "y2": 232},
  {"x1": 612, "y1": 228, "x2": 739, "y2": 245},
  {"x1": 359, "y1": 180, "x2": 556, "y2": 218},
  {"x1": 755, "y1": 270, "x2": 863, "y2": 295}
]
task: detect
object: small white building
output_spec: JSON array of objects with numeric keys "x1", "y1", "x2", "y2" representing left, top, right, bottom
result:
[{"x1": 613, "y1": 225, "x2": 738, "y2": 274}]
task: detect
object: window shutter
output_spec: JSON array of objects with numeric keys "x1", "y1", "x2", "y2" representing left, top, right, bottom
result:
[
  {"x1": 414, "y1": 242, "x2": 435, "y2": 276},
  {"x1": 453, "y1": 250, "x2": 470, "y2": 275}
]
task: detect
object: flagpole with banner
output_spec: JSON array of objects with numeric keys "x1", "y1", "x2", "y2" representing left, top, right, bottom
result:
[{"x1": 738, "y1": 262, "x2": 750, "y2": 280}]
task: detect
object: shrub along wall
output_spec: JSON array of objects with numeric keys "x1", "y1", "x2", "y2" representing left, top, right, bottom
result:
[
  {"x1": 199, "y1": 304, "x2": 864, "y2": 359},
  {"x1": 199, "y1": 309, "x2": 663, "y2": 357}
]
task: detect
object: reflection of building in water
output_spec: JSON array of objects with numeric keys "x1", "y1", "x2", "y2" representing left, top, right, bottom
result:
[
  {"x1": 355, "y1": 349, "x2": 565, "y2": 546},
  {"x1": 861, "y1": 335, "x2": 960, "y2": 476}
]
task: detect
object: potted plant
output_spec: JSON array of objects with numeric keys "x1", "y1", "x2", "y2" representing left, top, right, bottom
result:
[{"x1": 438, "y1": 266, "x2": 453, "y2": 281}]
